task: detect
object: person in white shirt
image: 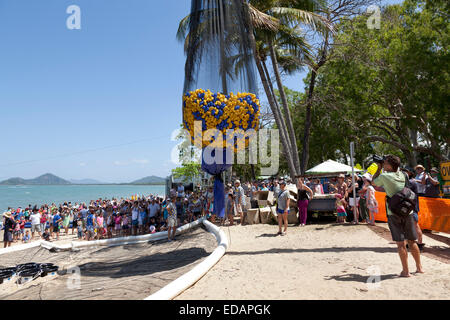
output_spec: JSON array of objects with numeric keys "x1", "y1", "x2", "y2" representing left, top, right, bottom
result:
[
  {"x1": 414, "y1": 165, "x2": 427, "y2": 195},
  {"x1": 148, "y1": 199, "x2": 160, "y2": 218},
  {"x1": 30, "y1": 209, "x2": 42, "y2": 240}
]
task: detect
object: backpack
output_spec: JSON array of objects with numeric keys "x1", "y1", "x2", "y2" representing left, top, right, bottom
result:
[{"x1": 386, "y1": 173, "x2": 417, "y2": 218}]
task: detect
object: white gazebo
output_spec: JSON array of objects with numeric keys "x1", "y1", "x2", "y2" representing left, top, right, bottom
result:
[{"x1": 305, "y1": 160, "x2": 363, "y2": 177}]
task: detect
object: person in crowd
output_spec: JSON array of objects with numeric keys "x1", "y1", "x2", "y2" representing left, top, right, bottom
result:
[
  {"x1": 234, "y1": 180, "x2": 246, "y2": 225},
  {"x1": 335, "y1": 194, "x2": 347, "y2": 224},
  {"x1": 122, "y1": 213, "x2": 130, "y2": 237},
  {"x1": 40, "y1": 209, "x2": 48, "y2": 236},
  {"x1": 347, "y1": 176, "x2": 363, "y2": 224},
  {"x1": 362, "y1": 173, "x2": 378, "y2": 226},
  {"x1": 373, "y1": 155, "x2": 424, "y2": 277},
  {"x1": 401, "y1": 167, "x2": 425, "y2": 251},
  {"x1": 52, "y1": 210, "x2": 62, "y2": 241},
  {"x1": 95, "y1": 210, "x2": 105, "y2": 240},
  {"x1": 276, "y1": 181, "x2": 290, "y2": 236},
  {"x1": 225, "y1": 192, "x2": 235, "y2": 226},
  {"x1": 423, "y1": 168, "x2": 441, "y2": 198},
  {"x1": 358, "y1": 176, "x2": 370, "y2": 224},
  {"x1": 3, "y1": 211, "x2": 15, "y2": 248},
  {"x1": 76, "y1": 212, "x2": 84, "y2": 240},
  {"x1": 250, "y1": 181, "x2": 259, "y2": 209},
  {"x1": 166, "y1": 197, "x2": 178, "y2": 241},
  {"x1": 22, "y1": 230, "x2": 31, "y2": 243},
  {"x1": 311, "y1": 179, "x2": 324, "y2": 195},
  {"x1": 296, "y1": 177, "x2": 313, "y2": 227},
  {"x1": 30, "y1": 208, "x2": 42, "y2": 240},
  {"x1": 131, "y1": 202, "x2": 140, "y2": 236},
  {"x1": 62, "y1": 206, "x2": 71, "y2": 236},
  {"x1": 414, "y1": 165, "x2": 427, "y2": 196},
  {"x1": 13, "y1": 217, "x2": 21, "y2": 242},
  {"x1": 18, "y1": 215, "x2": 26, "y2": 241},
  {"x1": 85, "y1": 206, "x2": 95, "y2": 241}
]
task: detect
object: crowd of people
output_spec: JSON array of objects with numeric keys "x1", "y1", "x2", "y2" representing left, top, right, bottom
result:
[{"x1": 1, "y1": 189, "x2": 221, "y2": 248}]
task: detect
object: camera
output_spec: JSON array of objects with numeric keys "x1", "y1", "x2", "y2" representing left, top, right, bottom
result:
[{"x1": 373, "y1": 155, "x2": 385, "y2": 164}]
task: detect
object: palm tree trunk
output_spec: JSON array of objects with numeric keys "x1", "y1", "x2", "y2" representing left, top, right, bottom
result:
[
  {"x1": 249, "y1": 40, "x2": 297, "y2": 178},
  {"x1": 301, "y1": 69, "x2": 316, "y2": 174},
  {"x1": 269, "y1": 41, "x2": 301, "y2": 175},
  {"x1": 261, "y1": 59, "x2": 291, "y2": 158}
]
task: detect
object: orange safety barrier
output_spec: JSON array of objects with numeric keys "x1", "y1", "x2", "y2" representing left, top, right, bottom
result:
[{"x1": 374, "y1": 192, "x2": 450, "y2": 233}]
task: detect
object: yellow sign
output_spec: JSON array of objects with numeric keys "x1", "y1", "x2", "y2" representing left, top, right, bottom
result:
[{"x1": 440, "y1": 161, "x2": 450, "y2": 181}]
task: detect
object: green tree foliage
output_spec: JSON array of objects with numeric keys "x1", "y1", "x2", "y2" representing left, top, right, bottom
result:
[
  {"x1": 308, "y1": 0, "x2": 449, "y2": 167},
  {"x1": 172, "y1": 162, "x2": 202, "y2": 182}
]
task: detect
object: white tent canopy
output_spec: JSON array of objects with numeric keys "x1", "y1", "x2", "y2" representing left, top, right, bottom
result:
[{"x1": 305, "y1": 160, "x2": 363, "y2": 176}]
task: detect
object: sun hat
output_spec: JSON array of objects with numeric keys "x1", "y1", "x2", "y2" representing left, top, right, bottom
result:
[
  {"x1": 235, "y1": 180, "x2": 240, "y2": 185},
  {"x1": 338, "y1": 174, "x2": 345, "y2": 179},
  {"x1": 402, "y1": 166, "x2": 414, "y2": 173},
  {"x1": 362, "y1": 173, "x2": 373, "y2": 182},
  {"x1": 415, "y1": 165, "x2": 425, "y2": 170},
  {"x1": 3, "y1": 211, "x2": 11, "y2": 219}
]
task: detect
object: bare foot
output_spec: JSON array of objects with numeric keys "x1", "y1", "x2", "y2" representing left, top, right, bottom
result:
[
  {"x1": 415, "y1": 269, "x2": 425, "y2": 274},
  {"x1": 400, "y1": 271, "x2": 411, "y2": 277}
]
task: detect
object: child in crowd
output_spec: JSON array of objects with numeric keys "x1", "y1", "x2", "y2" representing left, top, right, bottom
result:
[
  {"x1": 335, "y1": 194, "x2": 347, "y2": 224},
  {"x1": 13, "y1": 219, "x2": 21, "y2": 242},
  {"x1": 114, "y1": 214, "x2": 122, "y2": 237},
  {"x1": 122, "y1": 214, "x2": 129, "y2": 236},
  {"x1": 22, "y1": 230, "x2": 31, "y2": 243},
  {"x1": 364, "y1": 174, "x2": 378, "y2": 226},
  {"x1": 96, "y1": 211, "x2": 104, "y2": 240},
  {"x1": 42, "y1": 229, "x2": 50, "y2": 241},
  {"x1": 225, "y1": 193, "x2": 235, "y2": 226},
  {"x1": 76, "y1": 218, "x2": 84, "y2": 240}
]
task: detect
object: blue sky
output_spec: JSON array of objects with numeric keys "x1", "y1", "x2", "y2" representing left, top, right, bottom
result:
[{"x1": 0, "y1": 0, "x2": 402, "y2": 183}]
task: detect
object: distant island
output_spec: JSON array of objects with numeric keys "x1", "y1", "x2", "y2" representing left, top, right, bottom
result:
[{"x1": 0, "y1": 173, "x2": 166, "y2": 186}]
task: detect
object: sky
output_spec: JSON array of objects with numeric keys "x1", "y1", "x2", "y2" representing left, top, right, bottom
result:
[{"x1": 0, "y1": 0, "x2": 402, "y2": 183}]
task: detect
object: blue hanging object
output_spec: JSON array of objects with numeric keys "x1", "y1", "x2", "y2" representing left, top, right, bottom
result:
[{"x1": 201, "y1": 148, "x2": 232, "y2": 218}]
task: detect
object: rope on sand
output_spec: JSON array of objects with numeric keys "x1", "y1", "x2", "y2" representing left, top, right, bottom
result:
[{"x1": 145, "y1": 219, "x2": 229, "y2": 300}]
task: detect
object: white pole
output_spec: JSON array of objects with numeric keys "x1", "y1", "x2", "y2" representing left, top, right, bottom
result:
[{"x1": 350, "y1": 142, "x2": 357, "y2": 222}]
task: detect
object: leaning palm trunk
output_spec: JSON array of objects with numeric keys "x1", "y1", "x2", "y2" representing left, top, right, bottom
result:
[
  {"x1": 260, "y1": 59, "x2": 293, "y2": 167},
  {"x1": 249, "y1": 36, "x2": 297, "y2": 178},
  {"x1": 268, "y1": 40, "x2": 301, "y2": 175}
]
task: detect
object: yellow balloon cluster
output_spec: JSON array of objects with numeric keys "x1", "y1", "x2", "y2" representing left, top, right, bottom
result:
[{"x1": 183, "y1": 89, "x2": 260, "y2": 150}]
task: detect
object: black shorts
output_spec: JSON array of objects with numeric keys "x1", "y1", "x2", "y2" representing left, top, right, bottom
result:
[
  {"x1": 53, "y1": 226, "x2": 59, "y2": 233},
  {"x1": 387, "y1": 214, "x2": 417, "y2": 242},
  {"x1": 3, "y1": 231, "x2": 13, "y2": 243}
]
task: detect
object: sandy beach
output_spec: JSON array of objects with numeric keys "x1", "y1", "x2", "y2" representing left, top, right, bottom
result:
[
  {"x1": 1, "y1": 220, "x2": 449, "y2": 300},
  {"x1": 176, "y1": 221, "x2": 450, "y2": 300}
]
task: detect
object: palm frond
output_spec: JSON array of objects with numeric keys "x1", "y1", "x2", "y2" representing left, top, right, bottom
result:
[{"x1": 271, "y1": 7, "x2": 334, "y2": 34}]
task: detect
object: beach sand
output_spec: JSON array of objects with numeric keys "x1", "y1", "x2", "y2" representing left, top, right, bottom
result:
[
  {"x1": 0, "y1": 226, "x2": 216, "y2": 300},
  {"x1": 176, "y1": 221, "x2": 450, "y2": 300}
]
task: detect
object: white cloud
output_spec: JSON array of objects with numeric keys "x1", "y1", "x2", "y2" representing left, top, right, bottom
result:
[{"x1": 132, "y1": 159, "x2": 149, "y2": 165}]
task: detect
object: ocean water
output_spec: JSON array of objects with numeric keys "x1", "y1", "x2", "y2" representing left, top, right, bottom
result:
[{"x1": 0, "y1": 185, "x2": 166, "y2": 215}]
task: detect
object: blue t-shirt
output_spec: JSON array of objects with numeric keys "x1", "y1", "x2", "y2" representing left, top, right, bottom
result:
[
  {"x1": 86, "y1": 214, "x2": 94, "y2": 227},
  {"x1": 53, "y1": 214, "x2": 61, "y2": 225},
  {"x1": 80, "y1": 209, "x2": 88, "y2": 219},
  {"x1": 139, "y1": 211, "x2": 146, "y2": 222}
]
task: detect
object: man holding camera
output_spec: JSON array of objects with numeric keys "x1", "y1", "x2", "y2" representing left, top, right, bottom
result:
[{"x1": 372, "y1": 155, "x2": 424, "y2": 277}]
